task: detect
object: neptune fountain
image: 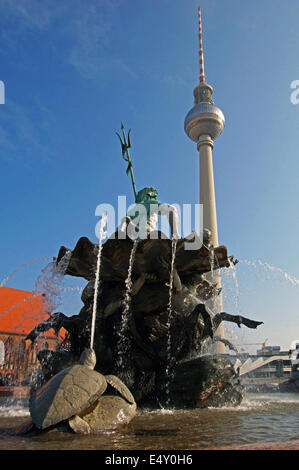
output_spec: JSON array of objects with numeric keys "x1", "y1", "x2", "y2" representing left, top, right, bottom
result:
[{"x1": 22, "y1": 125, "x2": 263, "y2": 436}]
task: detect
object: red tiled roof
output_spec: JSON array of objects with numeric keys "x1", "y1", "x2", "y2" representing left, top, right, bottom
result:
[{"x1": 0, "y1": 286, "x2": 66, "y2": 339}]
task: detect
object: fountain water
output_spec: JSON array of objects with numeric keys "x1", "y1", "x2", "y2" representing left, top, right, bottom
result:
[
  {"x1": 239, "y1": 259, "x2": 299, "y2": 286},
  {"x1": 17, "y1": 217, "x2": 265, "y2": 409},
  {"x1": 0, "y1": 256, "x2": 52, "y2": 287},
  {"x1": 35, "y1": 251, "x2": 72, "y2": 313},
  {"x1": 220, "y1": 257, "x2": 299, "y2": 356},
  {"x1": 0, "y1": 250, "x2": 73, "y2": 395},
  {"x1": 0, "y1": 253, "x2": 78, "y2": 323},
  {"x1": 116, "y1": 239, "x2": 138, "y2": 374},
  {"x1": 227, "y1": 258, "x2": 241, "y2": 316},
  {"x1": 90, "y1": 212, "x2": 108, "y2": 350},
  {"x1": 0, "y1": 252, "x2": 72, "y2": 338},
  {"x1": 164, "y1": 238, "x2": 178, "y2": 408},
  {"x1": 209, "y1": 245, "x2": 215, "y2": 280}
]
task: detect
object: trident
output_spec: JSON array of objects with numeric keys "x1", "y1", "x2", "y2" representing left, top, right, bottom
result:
[{"x1": 116, "y1": 123, "x2": 137, "y2": 202}]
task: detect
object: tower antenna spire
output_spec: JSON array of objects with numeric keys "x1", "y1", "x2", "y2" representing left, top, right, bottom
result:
[{"x1": 198, "y1": 6, "x2": 206, "y2": 83}]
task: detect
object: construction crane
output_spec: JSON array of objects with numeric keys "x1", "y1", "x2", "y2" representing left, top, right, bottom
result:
[{"x1": 236, "y1": 339, "x2": 268, "y2": 355}]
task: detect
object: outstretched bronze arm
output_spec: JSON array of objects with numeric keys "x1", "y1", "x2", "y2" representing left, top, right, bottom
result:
[
  {"x1": 213, "y1": 335, "x2": 239, "y2": 353},
  {"x1": 190, "y1": 304, "x2": 263, "y2": 346},
  {"x1": 213, "y1": 312, "x2": 263, "y2": 331}
]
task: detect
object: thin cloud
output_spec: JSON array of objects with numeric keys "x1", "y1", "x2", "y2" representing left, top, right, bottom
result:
[
  {"x1": 0, "y1": 0, "x2": 137, "y2": 81},
  {"x1": 0, "y1": 100, "x2": 54, "y2": 165},
  {"x1": 0, "y1": 0, "x2": 66, "y2": 30}
]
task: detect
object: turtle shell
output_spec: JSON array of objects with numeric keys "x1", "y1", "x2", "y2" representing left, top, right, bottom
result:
[
  {"x1": 77, "y1": 375, "x2": 137, "y2": 432},
  {"x1": 81, "y1": 395, "x2": 136, "y2": 432},
  {"x1": 105, "y1": 375, "x2": 135, "y2": 404},
  {"x1": 30, "y1": 364, "x2": 107, "y2": 429}
]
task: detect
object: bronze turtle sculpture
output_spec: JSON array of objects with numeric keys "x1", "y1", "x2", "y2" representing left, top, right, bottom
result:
[{"x1": 29, "y1": 349, "x2": 136, "y2": 434}]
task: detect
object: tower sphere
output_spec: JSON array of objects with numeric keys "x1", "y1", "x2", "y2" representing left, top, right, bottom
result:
[{"x1": 184, "y1": 84, "x2": 225, "y2": 142}]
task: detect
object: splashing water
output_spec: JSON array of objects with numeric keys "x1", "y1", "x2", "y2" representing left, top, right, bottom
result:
[
  {"x1": 0, "y1": 402, "x2": 30, "y2": 418},
  {"x1": 0, "y1": 252, "x2": 72, "y2": 329},
  {"x1": 228, "y1": 258, "x2": 241, "y2": 315},
  {"x1": 60, "y1": 285, "x2": 84, "y2": 294},
  {"x1": 90, "y1": 212, "x2": 108, "y2": 350},
  {"x1": 209, "y1": 245, "x2": 215, "y2": 279},
  {"x1": 216, "y1": 258, "x2": 298, "y2": 320},
  {"x1": 164, "y1": 238, "x2": 178, "y2": 408},
  {"x1": 0, "y1": 256, "x2": 52, "y2": 287},
  {"x1": 116, "y1": 239, "x2": 138, "y2": 373},
  {"x1": 4, "y1": 252, "x2": 74, "y2": 382},
  {"x1": 239, "y1": 259, "x2": 299, "y2": 287},
  {"x1": 220, "y1": 258, "x2": 299, "y2": 353},
  {"x1": 34, "y1": 251, "x2": 72, "y2": 312}
]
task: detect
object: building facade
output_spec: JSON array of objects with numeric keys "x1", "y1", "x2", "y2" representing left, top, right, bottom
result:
[{"x1": 0, "y1": 286, "x2": 66, "y2": 386}]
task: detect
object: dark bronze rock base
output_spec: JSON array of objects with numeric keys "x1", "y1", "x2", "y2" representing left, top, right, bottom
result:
[{"x1": 29, "y1": 234, "x2": 262, "y2": 410}]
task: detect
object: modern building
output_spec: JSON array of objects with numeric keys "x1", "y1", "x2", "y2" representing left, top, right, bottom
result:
[
  {"x1": 247, "y1": 351, "x2": 292, "y2": 381},
  {"x1": 230, "y1": 346, "x2": 294, "y2": 390},
  {"x1": 256, "y1": 345, "x2": 281, "y2": 356}
]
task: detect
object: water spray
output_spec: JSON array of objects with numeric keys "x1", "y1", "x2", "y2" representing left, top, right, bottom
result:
[{"x1": 90, "y1": 212, "x2": 107, "y2": 350}]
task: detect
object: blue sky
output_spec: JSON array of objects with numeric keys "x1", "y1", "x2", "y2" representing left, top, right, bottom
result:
[{"x1": 0, "y1": 0, "x2": 299, "y2": 351}]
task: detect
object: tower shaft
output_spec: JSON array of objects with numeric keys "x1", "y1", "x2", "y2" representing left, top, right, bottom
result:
[
  {"x1": 198, "y1": 135, "x2": 218, "y2": 243},
  {"x1": 198, "y1": 135, "x2": 225, "y2": 353}
]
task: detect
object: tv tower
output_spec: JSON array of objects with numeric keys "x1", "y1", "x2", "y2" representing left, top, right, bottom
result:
[{"x1": 184, "y1": 7, "x2": 226, "y2": 353}]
